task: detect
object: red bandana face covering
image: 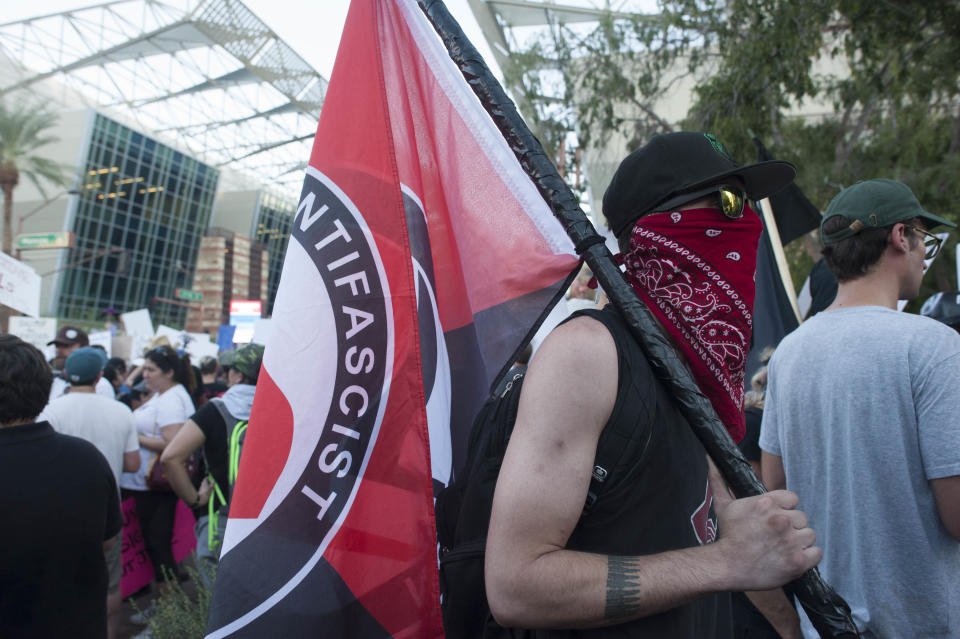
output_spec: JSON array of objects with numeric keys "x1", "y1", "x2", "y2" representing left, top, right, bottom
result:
[{"x1": 622, "y1": 205, "x2": 763, "y2": 442}]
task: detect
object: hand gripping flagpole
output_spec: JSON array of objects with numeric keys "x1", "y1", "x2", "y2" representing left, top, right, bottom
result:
[{"x1": 416, "y1": 1, "x2": 859, "y2": 636}]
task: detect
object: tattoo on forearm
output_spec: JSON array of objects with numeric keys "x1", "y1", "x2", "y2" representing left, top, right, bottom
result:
[{"x1": 605, "y1": 556, "x2": 642, "y2": 623}]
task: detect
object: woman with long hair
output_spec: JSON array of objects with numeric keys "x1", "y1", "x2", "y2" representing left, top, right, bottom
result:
[{"x1": 119, "y1": 345, "x2": 196, "y2": 618}]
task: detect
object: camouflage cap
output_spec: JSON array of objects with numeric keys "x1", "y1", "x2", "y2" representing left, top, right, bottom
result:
[{"x1": 233, "y1": 343, "x2": 265, "y2": 382}]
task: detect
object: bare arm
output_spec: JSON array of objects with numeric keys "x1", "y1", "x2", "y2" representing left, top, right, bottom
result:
[
  {"x1": 138, "y1": 422, "x2": 182, "y2": 453},
  {"x1": 485, "y1": 318, "x2": 821, "y2": 629},
  {"x1": 160, "y1": 419, "x2": 208, "y2": 507},
  {"x1": 123, "y1": 365, "x2": 143, "y2": 388},
  {"x1": 762, "y1": 451, "x2": 787, "y2": 491},
  {"x1": 744, "y1": 589, "x2": 801, "y2": 638},
  {"x1": 123, "y1": 450, "x2": 141, "y2": 472},
  {"x1": 931, "y1": 475, "x2": 960, "y2": 540}
]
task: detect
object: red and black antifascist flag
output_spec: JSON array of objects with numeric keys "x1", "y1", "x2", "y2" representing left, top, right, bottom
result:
[{"x1": 205, "y1": 0, "x2": 578, "y2": 636}]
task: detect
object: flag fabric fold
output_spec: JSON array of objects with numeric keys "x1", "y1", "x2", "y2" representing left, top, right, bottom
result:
[{"x1": 205, "y1": 1, "x2": 579, "y2": 636}]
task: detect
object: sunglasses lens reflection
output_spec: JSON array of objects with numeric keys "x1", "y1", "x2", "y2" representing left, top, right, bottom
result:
[{"x1": 720, "y1": 187, "x2": 744, "y2": 219}]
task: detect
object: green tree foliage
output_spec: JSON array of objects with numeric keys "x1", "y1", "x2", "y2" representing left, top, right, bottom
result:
[{"x1": 505, "y1": 0, "x2": 960, "y2": 302}]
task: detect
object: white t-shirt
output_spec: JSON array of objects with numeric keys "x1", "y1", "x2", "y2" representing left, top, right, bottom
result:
[
  {"x1": 48, "y1": 376, "x2": 116, "y2": 401},
  {"x1": 119, "y1": 383, "x2": 194, "y2": 492},
  {"x1": 95, "y1": 377, "x2": 115, "y2": 398},
  {"x1": 38, "y1": 393, "x2": 138, "y2": 488}
]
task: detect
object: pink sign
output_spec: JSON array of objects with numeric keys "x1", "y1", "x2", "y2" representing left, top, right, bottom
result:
[{"x1": 120, "y1": 497, "x2": 197, "y2": 598}]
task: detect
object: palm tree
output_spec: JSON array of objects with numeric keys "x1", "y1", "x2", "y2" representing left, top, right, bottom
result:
[{"x1": 0, "y1": 99, "x2": 67, "y2": 331}]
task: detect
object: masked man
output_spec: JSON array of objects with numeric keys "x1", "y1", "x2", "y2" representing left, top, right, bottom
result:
[{"x1": 484, "y1": 132, "x2": 820, "y2": 637}]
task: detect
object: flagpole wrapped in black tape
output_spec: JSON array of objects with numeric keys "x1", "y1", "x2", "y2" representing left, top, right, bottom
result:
[{"x1": 417, "y1": 1, "x2": 858, "y2": 636}]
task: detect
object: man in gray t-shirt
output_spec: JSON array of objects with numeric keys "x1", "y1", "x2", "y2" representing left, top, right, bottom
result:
[{"x1": 760, "y1": 179, "x2": 960, "y2": 638}]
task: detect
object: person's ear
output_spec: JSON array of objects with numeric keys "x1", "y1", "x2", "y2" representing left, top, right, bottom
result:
[{"x1": 890, "y1": 223, "x2": 910, "y2": 253}]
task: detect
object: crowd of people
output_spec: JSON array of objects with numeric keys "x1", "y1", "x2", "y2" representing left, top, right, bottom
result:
[
  {"x1": 2, "y1": 130, "x2": 959, "y2": 639},
  {"x1": 0, "y1": 327, "x2": 264, "y2": 639}
]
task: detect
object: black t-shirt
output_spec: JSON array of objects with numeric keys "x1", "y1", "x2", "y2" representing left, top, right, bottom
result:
[
  {"x1": 203, "y1": 381, "x2": 228, "y2": 399},
  {"x1": 520, "y1": 308, "x2": 732, "y2": 639},
  {"x1": 192, "y1": 402, "x2": 231, "y2": 498},
  {"x1": 738, "y1": 406, "x2": 764, "y2": 463},
  {"x1": 0, "y1": 422, "x2": 121, "y2": 639}
]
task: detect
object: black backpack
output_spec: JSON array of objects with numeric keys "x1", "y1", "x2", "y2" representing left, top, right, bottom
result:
[{"x1": 435, "y1": 367, "x2": 625, "y2": 638}]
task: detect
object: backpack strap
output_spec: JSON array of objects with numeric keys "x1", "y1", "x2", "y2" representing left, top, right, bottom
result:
[
  {"x1": 228, "y1": 420, "x2": 248, "y2": 486},
  {"x1": 208, "y1": 397, "x2": 238, "y2": 438}
]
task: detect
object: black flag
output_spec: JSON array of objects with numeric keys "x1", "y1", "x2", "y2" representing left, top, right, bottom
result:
[
  {"x1": 753, "y1": 137, "x2": 822, "y2": 245},
  {"x1": 747, "y1": 222, "x2": 800, "y2": 380}
]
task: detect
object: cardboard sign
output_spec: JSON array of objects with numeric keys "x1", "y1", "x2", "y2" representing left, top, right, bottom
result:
[
  {"x1": 111, "y1": 335, "x2": 133, "y2": 363},
  {"x1": 120, "y1": 497, "x2": 197, "y2": 598},
  {"x1": 0, "y1": 250, "x2": 41, "y2": 317}
]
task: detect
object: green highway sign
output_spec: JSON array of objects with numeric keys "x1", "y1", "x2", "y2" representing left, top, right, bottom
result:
[
  {"x1": 175, "y1": 288, "x2": 203, "y2": 302},
  {"x1": 16, "y1": 232, "x2": 74, "y2": 250}
]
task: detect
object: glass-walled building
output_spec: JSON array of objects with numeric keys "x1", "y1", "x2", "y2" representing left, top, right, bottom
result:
[
  {"x1": 253, "y1": 192, "x2": 295, "y2": 315},
  {"x1": 57, "y1": 113, "x2": 219, "y2": 327}
]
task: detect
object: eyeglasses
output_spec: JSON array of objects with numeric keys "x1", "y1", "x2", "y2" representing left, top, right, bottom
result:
[{"x1": 906, "y1": 225, "x2": 942, "y2": 260}]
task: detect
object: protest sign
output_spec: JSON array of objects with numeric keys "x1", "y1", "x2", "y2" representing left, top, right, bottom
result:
[
  {"x1": 120, "y1": 497, "x2": 197, "y2": 598},
  {"x1": 88, "y1": 330, "x2": 113, "y2": 357},
  {"x1": 9, "y1": 316, "x2": 57, "y2": 358},
  {"x1": 0, "y1": 251, "x2": 41, "y2": 317},
  {"x1": 155, "y1": 324, "x2": 185, "y2": 347},
  {"x1": 121, "y1": 308, "x2": 154, "y2": 337},
  {"x1": 251, "y1": 318, "x2": 272, "y2": 345}
]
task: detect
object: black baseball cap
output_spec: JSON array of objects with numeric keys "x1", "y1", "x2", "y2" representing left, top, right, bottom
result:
[{"x1": 603, "y1": 131, "x2": 797, "y2": 237}]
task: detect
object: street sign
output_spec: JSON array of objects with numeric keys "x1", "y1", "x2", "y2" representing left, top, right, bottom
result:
[
  {"x1": 175, "y1": 288, "x2": 204, "y2": 302},
  {"x1": 15, "y1": 231, "x2": 74, "y2": 250}
]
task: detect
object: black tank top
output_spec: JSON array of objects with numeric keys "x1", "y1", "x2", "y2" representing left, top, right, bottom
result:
[{"x1": 533, "y1": 306, "x2": 732, "y2": 638}]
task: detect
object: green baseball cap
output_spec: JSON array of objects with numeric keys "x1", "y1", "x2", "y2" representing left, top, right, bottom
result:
[
  {"x1": 233, "y1": 343, "x2": 265, "y2": 382},
  {"x1": 65, "y1": 347, "x2": 107, "y2": 385},
  {"x1": 821, "y1": 179, "x2": 955, "y2": 245}
]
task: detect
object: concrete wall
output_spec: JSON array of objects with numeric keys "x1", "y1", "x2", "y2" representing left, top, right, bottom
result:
[{"x1": 210, "y1": 189, "x2": 261, "y2": 237}]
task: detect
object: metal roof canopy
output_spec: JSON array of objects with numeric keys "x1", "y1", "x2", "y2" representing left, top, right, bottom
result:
[
  {"x1": 486, "y1": 0, "x2": 637, "y2": 27},
  {"x1": 0, "y1": 0, "x2": 327, "y2": 194}
]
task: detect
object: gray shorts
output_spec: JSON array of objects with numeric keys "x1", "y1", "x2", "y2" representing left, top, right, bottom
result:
[{"x1": 105, "y1": 532, "x2": 122, "y2": 594}]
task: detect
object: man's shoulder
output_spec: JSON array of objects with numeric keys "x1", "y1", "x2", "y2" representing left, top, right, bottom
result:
[
  {"x1": 66, "y1": 392, "x2": 134, "y2": 417},
  {"x1": 94, "y1": 393, "x2": 134, "y2": 416},
  {"x1": 545, "y1": 310, "x2": 620, "y2": 364}
]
